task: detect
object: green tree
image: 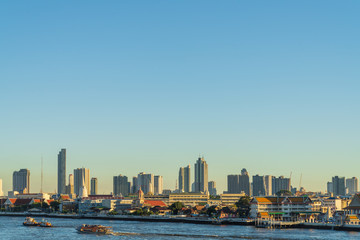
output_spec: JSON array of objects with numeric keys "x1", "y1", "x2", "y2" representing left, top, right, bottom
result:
[
  {"x1": 206, "y1": 205, "x2": 218, "y2": 217},
  {"x1": 108, "y1": 210, "x2": 118, "y2": 215},
  {"x1": 235, "y1": 196, "x2": 251, "y2": 217},
  {"x1": 276, "y1": 190, "x2": 292, "y2": 196},
  {"x1": 170, "y1": 202, "x2": 185, "y2": 215},
  {"x1": 50, "y1": 201, "x2": 60, "y2": 212},
  {"x1": 29, "y1": 202, "x2": 42, "y2": 209},
  {"x1": 42, "y1": 202, "x2": 49, "y2": 209}
]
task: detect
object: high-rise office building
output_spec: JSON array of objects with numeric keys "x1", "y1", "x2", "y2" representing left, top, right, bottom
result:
[
  {"x1": 0, "y1": 179, "x2": 3, "y2": 196},
  {"x1": 272, "y1": 176, "x2": 291, "y2": 195},
  {"x1": 252, "y1": 175, "x2": 265, "y2": 196},
  {"x1": 239, "y1": 168, "x2": 250, "y2": 195},
  {"x1": 154, "y1": 175, "x2": 163, "y2": 195},
  {"x1": 264, "y1": 175, "x2": 272, "y2": 196},
  {"x1": 194, "y1": 157, "x2": 208, "y2": 193},
  {"x1": 66, "y1": 174, "x2": 74, "y2": 195},
  {"x1": 178, "y1": 165, "x2": 191, "y2": 193},
  {"x1": 57, "y1": 149, "x2": 66, "y2": 194},
  {"x1": 208, "y1": 181, "x2": 217, "y2": 196},
  {"x1": 137, "y1": 172, "x2": 154, "y2": 194},
  {"x1": 346, "y1": 177, "x2": 358, "y2": 195},
  {"x1": 74, "y1": 168, "x2": 90, "y2": 196},
  {"x1": 227, "y1": 175, "x2": 239, "y2": 193},
  {"x1": 91, "y1": 178, "x2": 98, "y2": 195},
  {"x1": 13, "y1": 169, "x2": 30, "y2": 193},
  {"x1": 332, "y1": 176, "x2": 346, "y2": 196},
  {"x1": 327, "y1": 181, "x2": 333, "y2": 194},
  {"x1": 227, "y1": 168, "x2": 250, "y2": 195},
  {"x1": 131, "y1": 177, "x2": 138, "y2": 194},
  {"x1": 113, "y1": 175, "x2": 130, "y2": 196}
]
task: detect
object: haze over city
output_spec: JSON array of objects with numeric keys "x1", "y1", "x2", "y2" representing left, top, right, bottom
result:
[{"x1": 1, "y1": 1, "x2": 360, "y2": 195}]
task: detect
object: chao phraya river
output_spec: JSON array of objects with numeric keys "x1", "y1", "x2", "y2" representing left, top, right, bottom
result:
[{"x1": 1, "y1": 216, "x2": 359, "y2": 239}]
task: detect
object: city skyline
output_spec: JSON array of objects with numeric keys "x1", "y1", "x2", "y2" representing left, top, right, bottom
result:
[
  {"x1": 1, "y1": 149, "x2": 360, "y2": 196},
  {"x1": 1, "y1": 1, "x2": 360, "y2": 194}
]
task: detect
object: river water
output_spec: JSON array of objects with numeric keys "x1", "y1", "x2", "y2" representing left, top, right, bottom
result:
[{"x1": 0, "y1": 216, "x2": 359, "y2": 239}]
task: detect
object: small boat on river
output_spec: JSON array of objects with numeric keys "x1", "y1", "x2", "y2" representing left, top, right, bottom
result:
[
  {"x1": 23, "y1": 217, "x2": 40, "y2": 226},
  {"x1": 39, "y1": 219, "x2": 53, "y2": 227},
  {"x1": 76, "y1": 224, "x2": 113, "y2": 234}
]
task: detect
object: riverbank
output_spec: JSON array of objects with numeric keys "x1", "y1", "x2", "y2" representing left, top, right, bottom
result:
[
  {"x1": 2, "y1": 212, "x2": 360, "y2": 232},
  {"x1": 0, "y1": 212, "x2": 253, "y2": 226}
]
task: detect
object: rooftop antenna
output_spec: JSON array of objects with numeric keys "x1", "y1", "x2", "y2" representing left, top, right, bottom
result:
[
  {"x1": 175, "y1": 179, "x2": 178, "y2": 191},
  {"x1": 40, "y1": 156, "x2": 43, "y2": 193},
  {"x1": 299, "y1": 173, "x2": 303, "y2": 189}
]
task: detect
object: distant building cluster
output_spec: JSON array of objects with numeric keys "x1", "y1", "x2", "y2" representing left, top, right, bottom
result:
[
  {"x1": 1, "y1": 148, "x2": 359, "y2": 202},
  {"x1": 2, "y1": 147, "x2": 360, "y2": 227},
  {"x1": 327, "y1": 176, "x2": 358, "y2": 196}
]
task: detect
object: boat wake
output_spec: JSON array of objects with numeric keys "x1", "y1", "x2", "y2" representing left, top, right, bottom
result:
[{"x1": 110, "y1": 232, "x2": 257, "y2": 239}]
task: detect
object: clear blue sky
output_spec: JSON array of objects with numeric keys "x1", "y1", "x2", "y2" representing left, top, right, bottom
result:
[{"x1": 1, "y1": 1, "x2": 359, "y2": 194}]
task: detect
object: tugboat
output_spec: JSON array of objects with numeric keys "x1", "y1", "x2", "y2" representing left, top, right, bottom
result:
[
  {"x1": 39, "y1": 219, "x2": 53, "y2": 227},
  {"x1": 76, "y1": 224, "x2": 113, "y2": 234},
  {"x1": 23, "y1": 217, "x2": 40, "y2": 226}
]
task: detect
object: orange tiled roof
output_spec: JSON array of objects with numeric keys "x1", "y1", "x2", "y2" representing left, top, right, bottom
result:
[
  {"x1": 144, "y1": 200, "x2": 167, "y2": 207},
  {"x1": 254, "y1": 197, "x2": 310, "y2": 205},
  {"x1": 14, "y1": 199, "x2": 32, "y2": 206},
  {"x1": 259, "y1": 212, "x2": 270, "y2": 218},
  {"x1": 346, "y1": 215, "x2": 359, "y2": 220}
]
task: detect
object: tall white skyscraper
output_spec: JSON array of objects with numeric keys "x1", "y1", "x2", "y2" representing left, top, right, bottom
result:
[
  {"x1": 178, "y1": 165, "x2": 191, "y2": 193},
  {"x1": 74, "y1": 168, "x2": 90, "y2": 196},
  {"x1": 13, "y1": 169, "x2": 30, "y2": 193},
  {"x1": 0, "y1": 179, "x2": 3, "y2": 196},
  {"x1": 154, "y1": 175, "x2": 163, "y2": 195},
  {"x1": 264, "y1": 175, "x2": 272, "y2": 196},
  {"x1": 58, "y1": 149, "x2": 66, "y2": 194},
  {"x1": 194, "y1": 157, "x2": 208, "y2": 193},
  {"x1": 137, "y1": 172, "x2": 154, "y2": 194}
]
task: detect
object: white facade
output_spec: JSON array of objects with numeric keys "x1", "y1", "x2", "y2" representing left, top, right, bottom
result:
[
  {"x1": 74, "y1": 168, "x2": 90, "y2": 196},
  {"x1": 220, "y1": 193, "x2": 246, "y2": 206},
  {"x1": 154, "y1": 176, "x2": 163, "y2": 195},
  {"x1": 321, "y1": 197, "x2": 343, "y2": 213},
  {"x1": 250, "y1": 196, "x2": 313, "y2": 219}
]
